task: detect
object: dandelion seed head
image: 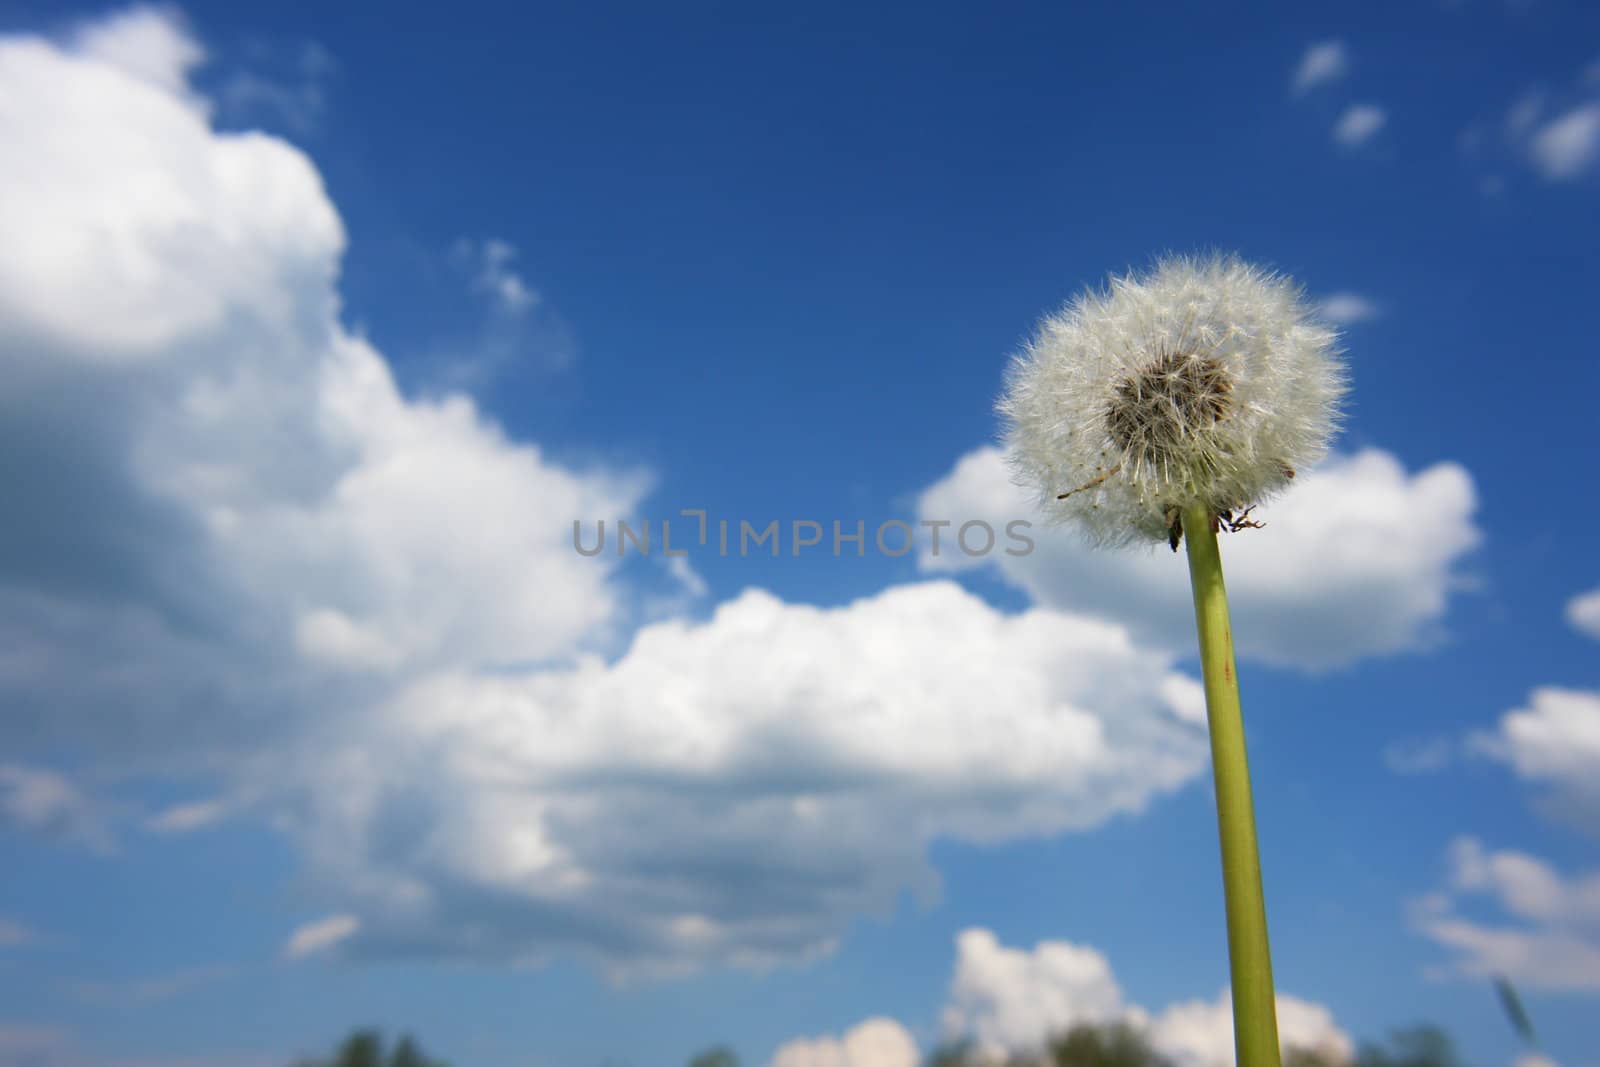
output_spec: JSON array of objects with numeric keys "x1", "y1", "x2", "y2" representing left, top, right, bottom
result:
[{"x1": 999, "y1": 254, "x2": 1346, "y2": 546}]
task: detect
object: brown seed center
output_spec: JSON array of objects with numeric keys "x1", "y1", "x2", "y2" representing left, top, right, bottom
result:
[{"x1": 1106, "y1": 350, "x2": 1232, "y2": 461}]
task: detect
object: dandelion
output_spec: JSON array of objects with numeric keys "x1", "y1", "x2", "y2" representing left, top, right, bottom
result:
[
  {"x1": 998, "y1": 254, "x2": 1347, "y2": 1067},
  {"x1": 1001, "y1": 254, "x2": 1343, "y2": 549}
]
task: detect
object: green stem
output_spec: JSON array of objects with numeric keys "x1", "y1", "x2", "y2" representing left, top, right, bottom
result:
[{"x1": 1182, "y1": 503, "x2": 1281, "y2": 1067}]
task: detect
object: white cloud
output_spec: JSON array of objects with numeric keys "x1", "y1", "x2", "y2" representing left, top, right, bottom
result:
[
  {"x1": 283, "y1": 913, "x2": 360, "y2": 959},
  {"x1": 942, "y1": 928, "x2": 1129, "y2": 1057},
  {"x1": 281, "y1": 582, "x2": 1208, "y2": 975},
  {"x1": 1505, "y1": 90, "x2": 1547, "y2": 140},
  {"x1": 0, "y1": 30, "x2": 340, "y2": 358},
  {"x1": 1316, "y1": 293, "x2": 1382, "y2": 326},
  {"x1": 1565, "y1": 587, "x2": 1600, "y2": 640},
  {"x1": 145, "y1": 797, "x2": 231, "y2": 834},
  {"x1": 69, "y1": 5, "x2": 204, "y2": 96},
  {"x1": 918, "y1": 447, "x2": 1481, "y2": 670},
  {"x1": 937, "y1": 928, "x2": 1349, "y2": 1065},
  {"x1": 1446, "y1": 837, "x2": 1600, "y2": 925},
  {"x1": 1468, "y1": 70, "x2": 1600, "y2": 185},
  {"x1": 0, "y1": 917, "x2": 33, "y2": 946},
  {"x1": 0, "y1": 8, "x2": 642, "y2": 755},
  {"x1": 769, "y1": 1019, "x2": 920, "y2": 1067},
  {"x1": 1291, "y1": 42, "x2": 1348, "y2": 95},
  {"x1": 0, "y1": 6, "x2": 1250, "y2": 979},
  {"x1": 66, "y1": 964, "x2": 238, "y2": 1006},
  {"x1": 1150, "y1": 990, "x2": 1353, "y2": 1067},
  {"x1": 1413, "y1": 838, "x2": 1600, "y2": 991},
  {"x1": 432, "y1": 236, "x2": 567, "y2": 389},
  {"x1": 1473, "y1": 688, "x2": 1600, "y2": 826},
  {"x1": 0, "y1": 1025, "x2": 68, "y2": 1062},
  {"x1": 219, "y1": 41, "x2": 336, "y2": 135},
  {"x1": 1529, "y1": 103, "x2": 1600, "y2": 180},
  {"x1": 1382, "y1": 737, "x2": 1455, "y2": 775},
  {"x1": 1333, "y1": 105, "x2": 1387, "y2": 147},
  {"x1": 455, "y1": 237, "x2": 539, "y2": 315},
  {"x1": 0, "y1": 764, "x2": 111, "y2": 853}
]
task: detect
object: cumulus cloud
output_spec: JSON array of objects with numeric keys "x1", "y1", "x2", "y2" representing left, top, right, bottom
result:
[
  {"x1": 278, "y1": 582, "x2": 1208, "y2": 975},
  {"x1": 1413, "y1": 838, "x2": 1600, "y2": 991},
  {"x1": 1333, "y1": 105, "x2": 1387, "y2": 148},
  {"x1": 1291, "y1": 42, "x2": 1347, "y2": 95},
  {"x1": 942, "y1": 928, "x2": 1129, "y2": 1057},
  {"x1": 1566, "y1": 587, "x2": 1600, "y2": 640},
  {"x1": 0, "y1": 8, "x2": 1222, "y2": 976},
  {"x1": 1316, "y1": 293, "x2": 1382, "y2": 326},
  {"x1": 769, "y1": 1019, "x2": 920, "y2": 1067},
  {"x1": 1529, "y1": 103, "x2": 1600, "y2": 180},
  {"x1": 937, "y1": 928, "x2": 1350, "y2": 1065},
  {"x1": 918, "y1": 447, "x2": 1480, "y2": 670},
  {"x1": 1149, "y1": 990, "x2": 1352, "y2": 1067},
  {"x1": 0, "y1": 9, "x2": 641, "y2": 764},
  {"x1": 1472, "y1": 688, "x2": 1600, "y2": 828},
  {"x1": 283, "y1": 914, "x2": 360, "y2": 960},
  {"x1": 69, "y1": 5, "x2": 203, "y2": 96}
]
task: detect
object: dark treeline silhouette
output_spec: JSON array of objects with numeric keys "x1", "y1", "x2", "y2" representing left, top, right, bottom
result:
[
  {"x1": 923, "y1": 1023, "x2": 1464, "y2": 1067},
  {"x1": 293, "y1": 1029, "x2": 450, "y2": 1067},
  {"x1": 297, "y1": 1022, "x2": 1466, "y2": 1067}
]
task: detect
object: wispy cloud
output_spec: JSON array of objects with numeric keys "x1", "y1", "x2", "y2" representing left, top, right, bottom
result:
[
  {"x1": 1317, "y1": 292, "x2": 1383, "y2": 325},
  {"x1": 1529, "y1": 103, "x2": 1600, "y2": 180},
  {"x1": 219, "y1": 40, "x2": 336, "y2": 135},
  {"x1": 145, "y1": 797, "x2": 231, "y2": 834},
  {"x1": 429, "y1": 237, "x2": 566, "y2": 390},
  {"x1": 65, "y1": 964, "x2": 238, "y2": 1006},
  {"x1": 1383, "y1": 737, "x2": 1455, "y2": 775},
  {"x1": 1333, "y1": 104, "x2": 1387, "y2": 147},
  {"x1": 0, "y1": 1020, "x2": 272, "y2": 1067},
  {"x1": 1567, "y1": 587, "x2": 1600, "y2": 640},
  {"x1": 0, "y1": 916, "x2": 34, "y2": 946},
  {"x1": 282, "y1": 914, "x2": 360, "y2": 960},
  {"x1": 1472, "y1": 687, "x2": 1600, "y2": 830},
  {"x1": 1292, "y1": 41, "x2": 1348, "y2": 95},
  {"x1": 0, "y1": 764, "x2": 112, "y2": 854},
  {"x1": 1465, "y1": 63, "x2": 1600, "y2": 186},
  {"x1": 1413, "y1": 837, "x2": 1600, "y2": 991},
  {"x1": 453, "y1": 237, "x2": 539, "y2": 316}
]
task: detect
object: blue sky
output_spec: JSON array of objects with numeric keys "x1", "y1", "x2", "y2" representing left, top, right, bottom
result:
[{"x1": 0, "y1": 2, "x2": 1598, "y2": 1066}]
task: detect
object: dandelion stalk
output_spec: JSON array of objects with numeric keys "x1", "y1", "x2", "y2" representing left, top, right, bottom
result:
[
  {"x1": 1183, "y1": 502, "x2": 1280, "y2": 1067},
  {"x1": 999, "y1": 255, "x2": 1346, "y2": 1067}
]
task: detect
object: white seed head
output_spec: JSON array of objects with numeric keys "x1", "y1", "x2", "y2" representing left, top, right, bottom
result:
[{"x1": 999, "y1": 254, "x2": 1346, "y2": 546}]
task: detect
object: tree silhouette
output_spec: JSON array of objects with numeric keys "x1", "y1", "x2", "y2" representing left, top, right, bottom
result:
[
  {"x1": 1046, "y1": 1023, "x2": 1171, "y2": 1067},
  {"x1": 293, "y1": 1029, "x2": 450, "y2": 1067},
  {"x1": 1355, "y1": 1026, "x2": 1461, "y2": 1067},
  {"x1": 687, "y1": 1046, "x2": 740, "y2": 1067}
]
